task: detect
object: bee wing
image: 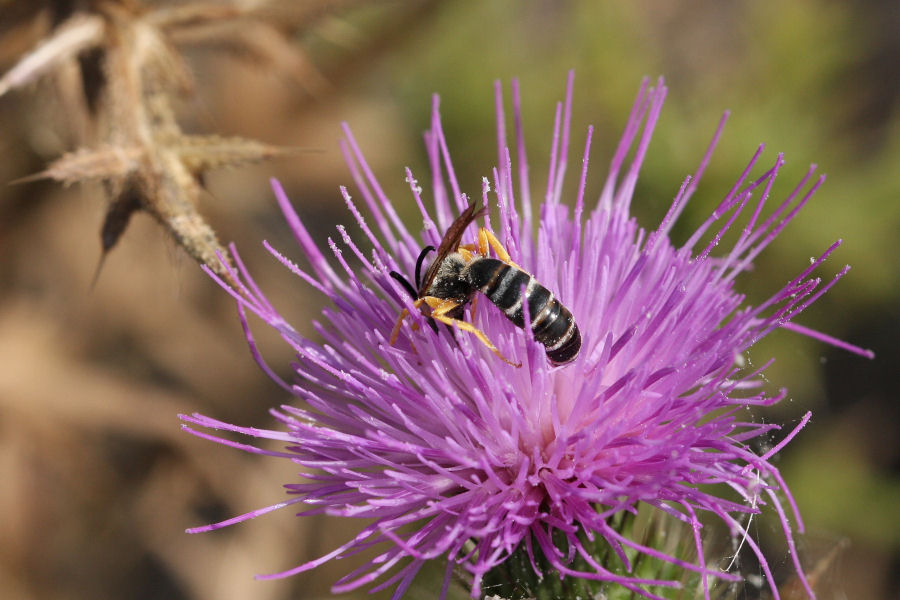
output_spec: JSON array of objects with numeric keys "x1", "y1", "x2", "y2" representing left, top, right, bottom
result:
[{"x1": 418, "y1": 200, "x2": 484, "y2": 296}]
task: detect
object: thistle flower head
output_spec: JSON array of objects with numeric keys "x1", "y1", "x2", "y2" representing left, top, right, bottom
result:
[{"x1": 181, "y1": 73, "x2": 872, "y2": 599}]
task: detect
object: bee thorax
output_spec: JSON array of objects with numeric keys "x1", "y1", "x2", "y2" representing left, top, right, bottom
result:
[{"x1": 425, "y1": 253, "x2": 472, "y2": 300}]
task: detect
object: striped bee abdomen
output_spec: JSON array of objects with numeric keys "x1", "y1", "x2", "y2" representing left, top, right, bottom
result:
[{"x1": 465, "y1": 258, "x2": 581, "y2": 365}]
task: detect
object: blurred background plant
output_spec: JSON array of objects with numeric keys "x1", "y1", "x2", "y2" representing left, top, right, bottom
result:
[{"x1": 0, "y1": 1, "x2": 896, "y2": 599}]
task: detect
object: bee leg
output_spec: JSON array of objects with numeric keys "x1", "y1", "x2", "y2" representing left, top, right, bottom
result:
[
  {"x1": 390, "y1": 308, "x2": 411, "y2": 346},
  {"x1": 461, "y1": 230, "x2": 523, "y2": 270},
  {"x1": 477, "y1": 228, "x2": 524, "y2": 271},
  {"x1": 389, "y1": 298, "x2": 428, "y2": 346},
  {"x1": 424, "y1": 297, "x2": 522, "y2": 368},
  {"x1": 457, "y1": 246, "x2": 476, "y2": 261}
]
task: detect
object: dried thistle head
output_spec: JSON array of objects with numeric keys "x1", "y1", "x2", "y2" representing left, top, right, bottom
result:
[{"x1": 0, "y1": 0, "x2": 346, "y2": 290}]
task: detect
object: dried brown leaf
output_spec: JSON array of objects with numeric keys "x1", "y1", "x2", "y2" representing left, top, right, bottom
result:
[
  {"x1": 0, "y1": 14, "x2": 105, "y2": 97},
  {"x1": 167, "y1": 19, "x2": 329, "y2": 96},
  {"x1": 173, "y1": 135, "x2": 295, "y2": 173},
  {"x1": 230, "y1": 20, "x2": 329, "y2": 95},
  {"x1": 144, "y1": 3, "x2": 246, "y2": 32}
]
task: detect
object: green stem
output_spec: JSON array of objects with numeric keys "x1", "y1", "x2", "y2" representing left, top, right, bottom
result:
[{"x1": 479, "y1": 505, "x2": 722, "y2": 600}]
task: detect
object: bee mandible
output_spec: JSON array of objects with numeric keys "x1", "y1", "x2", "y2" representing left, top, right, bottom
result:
[{"x1": 389, "y1": 202, "x2": 581, "y2": 367}]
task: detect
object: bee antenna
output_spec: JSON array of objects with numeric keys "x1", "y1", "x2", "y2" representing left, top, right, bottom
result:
[
  {"x1": 414, "y1": 246, "x2": 435, "y2": 289},
  {"x1": 389, "y1": 271, "x2": 418, "y2": 299}
]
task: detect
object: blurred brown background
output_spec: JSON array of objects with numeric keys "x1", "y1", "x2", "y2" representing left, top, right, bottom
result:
[{"x1": 0, "y1": 1, "x2": 897, "y2": 599}]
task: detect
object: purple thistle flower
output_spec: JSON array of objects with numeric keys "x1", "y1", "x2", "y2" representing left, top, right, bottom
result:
[{"x1": 181, "y1": 72, "x2": 872, "y2": 599}]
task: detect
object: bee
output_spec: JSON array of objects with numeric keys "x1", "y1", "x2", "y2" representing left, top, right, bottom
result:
[{"x1": 389, "y1": 202, "x2": 581, "y2": 367}]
